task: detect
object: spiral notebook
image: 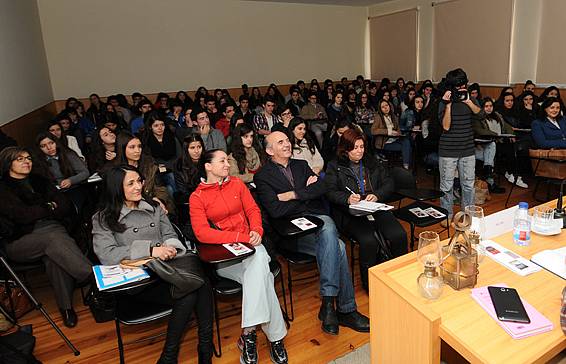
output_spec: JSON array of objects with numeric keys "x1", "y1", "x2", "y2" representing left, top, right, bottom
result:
[{"x1": 471, "y1": 284, "x2": 553, "y2": 339}]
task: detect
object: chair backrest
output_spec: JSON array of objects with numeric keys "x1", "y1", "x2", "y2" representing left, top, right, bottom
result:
[
  {"x1": 171, "y1": 222, "x2": 196, "y2": 252},
  {"x1": 390, "y1": 166, "x2": 417, "y2": 190}
]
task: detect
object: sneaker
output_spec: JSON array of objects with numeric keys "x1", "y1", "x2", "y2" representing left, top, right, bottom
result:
[
  {"x1": 237, "y1": 331, "x2": 258, "y2": 364},
  {"x1": 269, "y1": 340, "x2": 288, "y2": 364},
  {"x1": 505, "y1": 172, "x2": 515, "y2": 184},
  {"x1": 515, "y1": 176, "x2": 529, "y2": 189}
]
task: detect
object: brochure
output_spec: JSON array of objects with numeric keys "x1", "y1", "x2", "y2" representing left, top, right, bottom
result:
[
  {"x1": 480, "y1": 240, "x2": 541, "y2": 276},
  {"x1": 93, "y1": 265, "x2": 150, "y2": 291},
  {"x1": 222, "y1": 243, "x2": 254, "y2": 256}
]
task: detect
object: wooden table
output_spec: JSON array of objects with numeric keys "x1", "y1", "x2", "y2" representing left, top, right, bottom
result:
[{"x1": 369, "y1": 199, "x2": 566, "y2": 364}]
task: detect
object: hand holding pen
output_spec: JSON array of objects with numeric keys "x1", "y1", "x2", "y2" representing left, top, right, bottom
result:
[{"x1": 346, "y1": 186, "x2": 361, "y2": 205}]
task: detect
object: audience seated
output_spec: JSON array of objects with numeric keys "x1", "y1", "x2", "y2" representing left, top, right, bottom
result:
[
  {"x1": 326, "y1": 91, "x2": 349, "y2": 130},
  {"x1": 532, "y1": 97, "x2": 566, "y2": 149},
  {"x1": 300, "y1": 91, "x2": 328, "y2": 149},
  {"x1": 47, "y1": 120, "x2": 85, "y2": 161},
  {"x1": 238, "y1": 94, "x2": 255, "y2": 126},
  {"x1": 353, "y1": 91, "x2": 374, "y2": 138},
  {"x1": 253, "y1": 96, "x2": 281, "y2": 138},
  {"x1": 228, "y1": 124, "x2": 266, "y2": 184},
  {"x1": 88, "y1": 126, "x2": 117, "y2": 173},
  {"x1": 254, "y1": 131, "x2": 369, "y2": 336},
  {"x1": 114, "y1": 133, "x2": 174, "y2": 215},
  {"x1": 399, "y1": 95, "x2": 424, "y2": 133},
  {"x1": 215, "y1": 103, "x2": 235, "y2": 139},
  {"x1": 142, "y1": 112, "x2": 181, "y2": 196},
  {"x1": 191, "y1": 109, "x2": 227, "y2": 152},
  {"x1": 175, "y1": 106, "x2": 197, "y2": 142},
  {"x1": 288, "y1": 117, "x2": 324, "y2": 175},
  {"x1": 400, "y1": 88, "x2": 416, "y2": 113},
  {"x1": 472, "y1": 98, "x2": 513, "y2": 192},
  {"x1": 325, "y1": 129, "x2": 407, "y2": 291},
  {"x1": 285, "y1": 88, "x2": 305, "y2": 116},
  {"x1": 174, "y1": 134, "x2": 204, "y2": 205},
  {"x1": 0, "y1": 147, "x2": 92, "y2": 328},
  {"x1": 189, "y1": 149, "x2": 288, "y2": 364},
  {"x1": 270, "y1": 107, "x2": 293, "y2": 135},
  {"x1": 322, "y1": 117, "x2": 354, "y2": 163},
  {"x1": 130, "y1": 99, "x2": 153, "y2": 135},
  {"x1": 92, "y1": 165, "x2": 213, "y2": 364},
  {"x1": 372, "y1": 99, "x2": 412, "y2": 169}
]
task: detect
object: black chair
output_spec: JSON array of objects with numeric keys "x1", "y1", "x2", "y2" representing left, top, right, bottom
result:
[
  {"x1": 0, "y1": 246, "x2": 80, "y2": 356},
  {"x1": 385, "y1": 166, "x2": 417, "y2": 208},
  {"x1": 270, "y1": 215, "x2": 323, "y2": 321}
]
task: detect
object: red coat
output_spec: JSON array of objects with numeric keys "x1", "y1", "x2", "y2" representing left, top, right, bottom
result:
[
  {"x1": 215, "y1": 117, "x2": 230, "y2": 138},
  {"x1": 189, "y1": 177, "x2": 263, "y2": 244}
]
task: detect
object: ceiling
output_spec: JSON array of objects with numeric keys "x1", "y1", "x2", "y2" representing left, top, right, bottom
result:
[{"x1": 244, "y1": 0, "x2": 390, "y2": 7}]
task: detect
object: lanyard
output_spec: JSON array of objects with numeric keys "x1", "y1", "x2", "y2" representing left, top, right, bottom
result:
[{"x1": 351, "y1": 163, "x2": 365, "y2": 194}]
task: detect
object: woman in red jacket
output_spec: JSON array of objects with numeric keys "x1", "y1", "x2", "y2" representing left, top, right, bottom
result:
[{"x1": 189, "y1": 149, "x2": 288, "y2": 364}]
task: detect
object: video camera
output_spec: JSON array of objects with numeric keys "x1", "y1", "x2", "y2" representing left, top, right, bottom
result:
[{"x1": 442, "y1": 68, "x2": 469, "y2": 103}]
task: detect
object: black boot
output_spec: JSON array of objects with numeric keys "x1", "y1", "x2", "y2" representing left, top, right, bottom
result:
[
  {"x1": 198, "y1": 344, "x2": 213, "y2": 364},
  {"x1": 318, "y1": 296, "x2": 338, "y2": 335},
  {"x1": 157, "y1": 294, "x2": 199, "y2": 364}
]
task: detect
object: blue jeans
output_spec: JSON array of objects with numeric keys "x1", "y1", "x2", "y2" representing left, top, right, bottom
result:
[
  {"x1": 439, "y1": 155, "x2": 475, "y2": 217},
  {"x1": 383, "y1": 138, "x2": 412, "y2": 166},
  {"x1": 295, "y1": 214, "x2": 356, "y2": 313},
  {"x1": 474, "y1": 141, "x2": 496, "y2": 167},
  {"x1": 160, "y1": 172, "x2": 177, "y2": 197}
]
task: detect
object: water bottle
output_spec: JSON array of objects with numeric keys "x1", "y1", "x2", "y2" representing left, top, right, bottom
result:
[{"x1": 513, "y1": 202, "x2": 531, "y2": 246}]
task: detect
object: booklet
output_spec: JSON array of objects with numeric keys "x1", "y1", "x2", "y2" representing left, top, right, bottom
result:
[
  {"x1": 530, "y1": 247, "x2": 566, "y2": 279},
  {"x1": 290, "y1": 217, "x2": 317, "y2": 231},
  {"x1": 480, "y1": 240, "x2": 541, "y2": 276},
  {"x1": 222, "y1": 243, "x2": 253, "y2": 256},
  {"x1": 471, "y1": 284, "x2": 553, "y2": 339},
  {"x1": 93, "y1": 265, "x2": 150, "y2": 291}
]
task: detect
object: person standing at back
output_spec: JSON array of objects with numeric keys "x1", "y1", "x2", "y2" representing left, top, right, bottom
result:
[{"x1": 438, "y1": 68, "x2": 484, "y2": 222}]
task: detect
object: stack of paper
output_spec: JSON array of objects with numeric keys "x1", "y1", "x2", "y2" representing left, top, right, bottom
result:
[
  {"x1": 350, "y1": 201, "x2": 394, "y2": 212},
  {"x1": 531, "y1": 247, "x2": 566, "y2": 279},
  {"x1": 93, "y1": 265, "x2": 150, "y2": 291},
  {"x1": 223, "y1": 243, "x2": 254, "y2": 256},
  {"x1": 471, "y1": 284, "x2": 553, "y2": 339}
]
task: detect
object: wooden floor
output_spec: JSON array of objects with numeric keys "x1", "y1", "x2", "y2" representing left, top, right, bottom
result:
[{"x1": 4, "y1": 171, "x2": 548, "y2": 364}]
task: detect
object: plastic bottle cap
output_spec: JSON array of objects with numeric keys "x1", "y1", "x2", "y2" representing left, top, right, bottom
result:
[{"x1": 519, "y1": 202, "x2": 529, "y2": 209}]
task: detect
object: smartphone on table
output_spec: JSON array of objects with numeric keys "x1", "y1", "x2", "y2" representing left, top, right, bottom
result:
[{"x1": 487, "y1": 286, "x2": 530, "y2": 324}]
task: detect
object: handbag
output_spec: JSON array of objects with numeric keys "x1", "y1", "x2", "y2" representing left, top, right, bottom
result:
[
  {"x1": 0, "y1": 324, "x2": 41, "y2": 364},
  {"x1": 120, "y1": 254, "x2": 204, "y2": 300},
  {"x1": 0, "y1": 282, "x2": 33, "y2": 320},
  {"x1": 529, "y1": 149, "x2": 566, "y2": 179}
]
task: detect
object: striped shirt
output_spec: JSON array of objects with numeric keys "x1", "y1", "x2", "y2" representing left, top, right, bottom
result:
[{"x1": 438, "y1": 100, "x2": 481, "y2": 158}]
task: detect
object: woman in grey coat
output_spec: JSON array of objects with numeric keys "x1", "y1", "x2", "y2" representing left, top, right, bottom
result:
[{"x1": 92, "y1": 165, "x2": 213, "y2": 364}]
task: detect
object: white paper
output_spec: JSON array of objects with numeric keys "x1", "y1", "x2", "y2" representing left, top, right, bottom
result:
[
  {"x1": 483, "y1": 206, "x2": 518, "y2": 239},
  {"x1": 222, "y1": 243, "x2": 253, "y2": 256},
  {"x1": 530, "y1": 247, "x2": 566, "y2": 279},
  {"x1": 290, "y1": 217, "x2": 317, "y2": 231},
  {"x1": 480, "y1": 240, "x2": 541, "y2": 276}
]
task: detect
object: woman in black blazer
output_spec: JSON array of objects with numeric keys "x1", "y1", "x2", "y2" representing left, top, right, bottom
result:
[{"x1": 325, "y1": 129, "x2": 407, "y2": 291}]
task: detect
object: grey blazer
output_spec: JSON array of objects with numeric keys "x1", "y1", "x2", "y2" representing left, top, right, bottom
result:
[{"x1": 92, "y1": 200, "x2": 185, "y2": 265}]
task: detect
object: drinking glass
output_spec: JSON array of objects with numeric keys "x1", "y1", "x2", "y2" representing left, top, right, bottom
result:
[
  {"x1": 465, "y1": 205, "x2": 486, "y2": 262},
  {"x1": 533, "y1": 206, "x2": 554, "y2": 232}
]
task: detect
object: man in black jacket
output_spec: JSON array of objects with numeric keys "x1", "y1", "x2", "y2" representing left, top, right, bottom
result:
[{"x1": 254, "y1": 131, "x2": 369, "y2": 336}]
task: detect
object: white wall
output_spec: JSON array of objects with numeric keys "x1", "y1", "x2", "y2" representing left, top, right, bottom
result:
[
  {"x1": 37, "y1": 0, "x2": 367, "y2": 100},
  {"x1": 0, "y1": 0, "x2": 53, "y2": 126}
]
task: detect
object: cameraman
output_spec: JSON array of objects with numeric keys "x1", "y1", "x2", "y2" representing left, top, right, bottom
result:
[{"x1": 438, "y1": 68, "x2": 484, "y2": 221}]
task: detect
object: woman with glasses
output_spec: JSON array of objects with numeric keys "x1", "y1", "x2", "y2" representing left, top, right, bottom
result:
[{"x1": 0, "y1": 147, "x2": 92, "y2": 327}]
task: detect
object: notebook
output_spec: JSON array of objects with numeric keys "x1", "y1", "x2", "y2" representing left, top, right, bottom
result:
[
  {"x1": 93, "y1": 265, "x2": 150, "y2": 291},
  {"x1": 530, "y1": 247, "x2": 566, "y2": 279},
  {"x1": 471, "y1": 284, "x2": 553, "y2": 339}
]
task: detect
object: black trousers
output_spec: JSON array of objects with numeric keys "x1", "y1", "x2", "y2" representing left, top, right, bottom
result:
[
  {"x1": 133, "y1": 279, "x2": 213, "y2": 361},
  {"x1": 341, "y1": 211, "x2": 408, "y2": 269}
]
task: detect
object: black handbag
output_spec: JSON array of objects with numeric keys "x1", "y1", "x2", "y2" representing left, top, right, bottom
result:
[
  {"x1": 0, "y1": 325, "x2": 41, "y2": 364},
  {"x1": 145, "y1": 254, "x2": 205, "y2": 299}
]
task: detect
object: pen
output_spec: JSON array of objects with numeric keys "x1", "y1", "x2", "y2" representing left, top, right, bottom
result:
[{"x1": 345, "y1": 186, "x2": 356, "y2": 195}]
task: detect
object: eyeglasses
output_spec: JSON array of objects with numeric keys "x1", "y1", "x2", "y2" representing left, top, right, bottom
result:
[
  {"x1": 281, "y1": 111, "x2": 292, "y2": 117},
  {"x1": 15, "y1": 156, "x2": 32, "y2": 162}
]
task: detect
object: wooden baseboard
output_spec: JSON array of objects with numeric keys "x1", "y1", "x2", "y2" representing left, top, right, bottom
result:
[{"x1": 0, "y1": 102, "x2": 57, "y2": 147}]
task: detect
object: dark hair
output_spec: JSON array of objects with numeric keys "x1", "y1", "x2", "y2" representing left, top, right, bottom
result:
[
  {"x1": 114, "y1": 132, "x2": 154, "y2": 174},
  {"x1": 445, "y1": 68, "x2": 468, "y2": 88},
  {"x1": 0, "y1": 146, "x2": 30, "y2": 178},
  {"x1": 239, "y1": 94, "x2": 249, "y2": 103},
  {"x1": 409, "y1": 95, "x2": 425, "y2": 112},
  {"x1": 376, "y1": 99, "x2": 394, "y2": 117},
  {"x1": 356, "y1": 91, "x2": 369, "y2": 108},
  {"x1": 176, "y1": 134, "x2": 204, "y2": 193},
  {"x1": 98, "y1": 165, "x2": 149, "y2": 232},
  {"x1": 230, "y1": 124, "x2": 265, "y2": 174},
  {"x1": 198, "y1": 149, "x2": 224, "y2": 179},
  {"x1": 336, "y1": 128, "x2": 367, "y2": 159},
  {"x1": 190, "y1": 108, "x2": 207, "y2": 122},
  {"x1": 33, "y1": 131, "x2": 76, "y2": 181},
  {"x1": 263, "y1": 95, "x2": 276, "y2": 105},
  {"x1": 288, "y1": 117, "x2": 316, "y2": 155},
  {"x1": 481, "y1": 97, "x2": 503, "y2": 121},
  {"x1": 539, "y1": 96, "x2": 561, "y2": 119},
  {"x1": 220, "y1": 102, "x2": 235, "y2": 114},
  {"x1": 65, "y1": 97, "x2": 79, "y2": 110}
]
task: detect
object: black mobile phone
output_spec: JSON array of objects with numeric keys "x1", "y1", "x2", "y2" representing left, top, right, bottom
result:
[{"x1": 487, "y1": 286, "x2": 530, "y2": 324}]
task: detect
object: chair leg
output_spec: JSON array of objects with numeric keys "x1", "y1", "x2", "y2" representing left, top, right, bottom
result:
[
  {"x1": 350, "y1": 240, "x2": 355, "y2": 285},
  {"x1": 287, "y1": 261, "x2": 294, "y2": 322},
  {"x1": 115, "y1": 318, "x2": 125, "y2": 364},
  {"x1": 410, "y1": 223, "x2": 416, "y2": 251},
  {"x1": 0, "y1": 257, "x2": 80, "y2": 356},
  {"x1": 277, "y1": 268, "x2": 291, "y2": 329},
  {"x1": 505, "y1": 182, "x2": 515, "y2": 207},
  {"x1": 532, "y1": 178, "x2": 542, "y2": 201},
  {"x1": 212, "y1": 292, "x2": 222, "y2": 357}
]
